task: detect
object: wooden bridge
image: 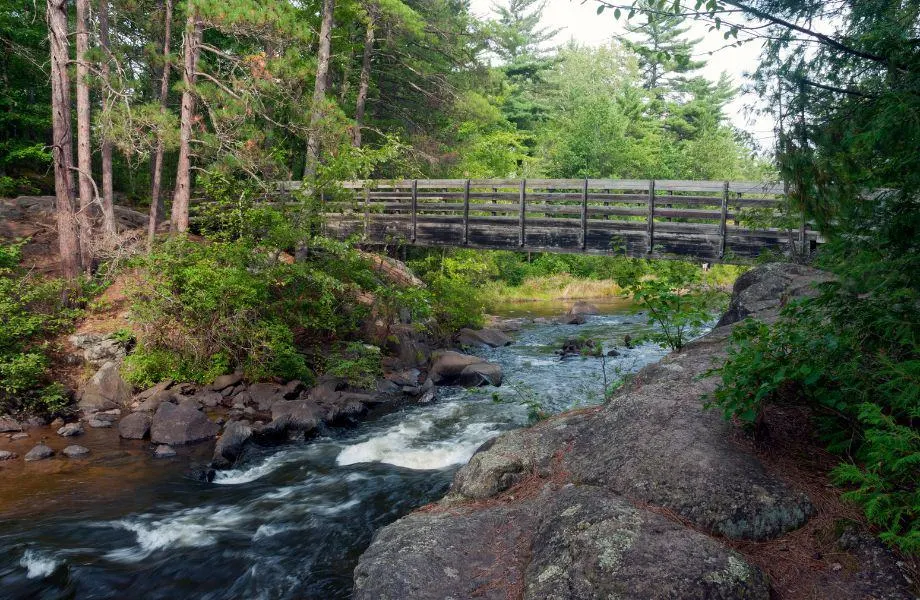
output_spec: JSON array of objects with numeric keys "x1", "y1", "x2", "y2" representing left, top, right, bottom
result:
[{"x1": 282, "y1": 178, "x2": 818, "y2": 262}]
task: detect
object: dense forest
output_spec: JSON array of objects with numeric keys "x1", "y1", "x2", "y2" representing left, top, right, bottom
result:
[{"x1": 0, "y1": 0, "x2": 917, "y2": 568}]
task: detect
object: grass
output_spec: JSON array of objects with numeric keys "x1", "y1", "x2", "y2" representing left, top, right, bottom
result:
[{"x1": 482, "y1": 274, "x2": 625, "y2": 305}]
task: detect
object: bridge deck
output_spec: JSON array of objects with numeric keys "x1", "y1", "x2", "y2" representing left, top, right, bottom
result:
[{"x1": 284, "y1": 178, "x2": 817, "y2": 262}]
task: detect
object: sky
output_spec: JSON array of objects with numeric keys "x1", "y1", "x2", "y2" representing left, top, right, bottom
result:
[{"x1": 468, "y1": 0, "x2": 778, "y2": 152}]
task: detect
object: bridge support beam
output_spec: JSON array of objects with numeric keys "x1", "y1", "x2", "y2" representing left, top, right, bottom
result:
[
  {"x1": 581, "y1": 179, "x2": 588, "y2": 251},
  {"x1": 719, "y1": 180, "x2": 729, "y2": 259}
]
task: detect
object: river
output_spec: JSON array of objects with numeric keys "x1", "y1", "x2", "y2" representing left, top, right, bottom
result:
[{"x1": 0, "y1": 299, "x2": 671, "y2": 599}]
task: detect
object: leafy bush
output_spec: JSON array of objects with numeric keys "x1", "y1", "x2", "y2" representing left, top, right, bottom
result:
[
  {"x1": 0, "y1": 240, "x2": 81, "y2": 415},
  {"x1": 124, "y1": 233, "x2": 378, "y2": 386},
  {"x1": 628, "y1": 265, "x2": 726, "y2": 351},
  {"x1": 708, "y1": 258, "x2": 919, "y2": 554},
  {"x1": 325, "y1": 342, "x2": 383, "y2": 390}
]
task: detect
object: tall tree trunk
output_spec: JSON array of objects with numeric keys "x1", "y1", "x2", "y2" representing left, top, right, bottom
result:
[
  {"x1": 75, "y1": 0, "x2": 94, "y2": 269},
  {"x1": 149, "y1": 0, "x2": 173, "y2": 248},
  {"x1": 98, "y1": 0, "x2": 116, "y2": 234},
  {"x1": 304, "y1": 0, "x2": 335, "y2": 179},
  {"x1": 352, "y1": 7, "x2": 375, "y2": 148},
  {"x1": 47, "y1": 0, "x2": 81, "y2": 278},
  {"x1": 170, "y1": 7, "x2": 202, "y2": 234}
]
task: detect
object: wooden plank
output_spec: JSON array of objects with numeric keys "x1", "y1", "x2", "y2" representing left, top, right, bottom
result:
[
  {"x1": 519, "y1": 179, "x2": 526, "y2": 247},
  {"x1": 656, "y1": 179, "x2": 726, "y2": 192},
  {"x1": 363, "y1": 185, "x2": 370, "y2": 238},
  {"x1": 647, "y1": 180, "x2": 655, "y2": 253},
  {"x1": 654, "y1": 208, "x2": 723, "y2": 220},
  {"x1": 586, "y1": 179, "x2": 650, "y2": 189},
  {"x1": 463, "y1": 179, "x2": 470, "y2": 245},
  {"x1": 581, "y1": 179, "x2": 588, "y2": 250},
  {"x1": 411, "y1": 179, "x2": 418, "y2": 242}
]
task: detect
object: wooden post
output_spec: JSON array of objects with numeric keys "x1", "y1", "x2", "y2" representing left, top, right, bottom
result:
[
  {"x1": 799, "y1": 212, "x2": 808, "y2": 257},
  {"x1": 647, "y1": 180, "x2": 655, "y2": 254},
  {"x1": 363, "y1": 184, "x2": 370, "y2": 239},
  {"x1": 719, "y1": 181, "x2": 729, "y2": 259},
  {"x1": 411, "y1": 179, "x2": 418, "y2": 243},
  {"x1": 581, "y1": 179, "x2": 588, "y2": 251},
  {"x1": 462, "y1": 178, "x2": 471, "y2": 245},
  {"x1": 519, "y1": 179, "x2": 526, "y2": 247}
]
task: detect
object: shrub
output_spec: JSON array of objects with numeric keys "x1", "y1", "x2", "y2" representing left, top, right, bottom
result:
[
  {"x1": 325, "y1": 342, "x2": 382, "y2": 390},
  {"x1": 0, "y1": 240, "x2": 81, "y2": 415},
  {"x1": 708, "y1": 266, "x2": 919, "y2": 554},
  {"x1": 628, "y1": 266, "x2": 726, "y2": 351},
  {"x1": 125, "y1": 234, "x2": 376, "y2": 386}
]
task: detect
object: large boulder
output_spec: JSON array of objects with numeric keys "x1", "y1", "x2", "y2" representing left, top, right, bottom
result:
[
  {"x1": 270, "y1": 399, "x2": 322, "y2": 432},
  {"x1": 354, "y1": 484, "x2": 769, "y2": 600},
  {"x1": 79, "y1": 361, "x2": 132, "y2": 412},
  {"x1": 118, "y1": 412, "x2": 152, "y2": 439},
  {"x1": 56, "y1": 422, "x2": 84, "y2": 437},
  {"x1": 150, "y1": 402, "x2": 219, "y2": 445},
  {"x1": 717, "y1": 263, "x2": 834, "y2": 327},
  {"x1": 457, "y1": 362, "x2": 503, "y2": 387},
  {"x1": 429, "y1": 351, "x2": 487, "y2": 384},
  {"x1": 69, "y1": 333, "x2": 129, "y2": 366},
  {"x1": 208, "y1": 372, "x2": 242, "y2": 392},
  {"x1": 134, "y1": 389, "x2": 174, "y2": 412},
  {"x1": 568, "y1": 300, "x2": 600, "y2": 315},
  {"x1": 211, "y1": 421, "x2": 253, "y2": 469},
  {"x1": 248, "y1": 383, "x2": 283, "y2": 412},
  {"x1": 0, "y1": 417, "x2": 22, "y2": 433},
  {"x1": 458, "y1": 327, "x2": 513, "y2": 348}
]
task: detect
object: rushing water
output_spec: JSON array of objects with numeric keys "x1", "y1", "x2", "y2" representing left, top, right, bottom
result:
[{"x1": 0, "y1": 300, "x2": 670, "y2": 600}]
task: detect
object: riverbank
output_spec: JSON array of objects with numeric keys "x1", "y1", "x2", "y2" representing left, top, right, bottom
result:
[
  {"x1": 354, "y1": 263, "x2": 918, "y2": 600},
  {"x1": 0, "y1": 300, "x2": 671, "y2": 598}
]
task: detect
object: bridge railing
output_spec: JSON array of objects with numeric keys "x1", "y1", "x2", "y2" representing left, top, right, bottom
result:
[{"x1": 278, "y1": 178, "x2": 818, "y2": 261}]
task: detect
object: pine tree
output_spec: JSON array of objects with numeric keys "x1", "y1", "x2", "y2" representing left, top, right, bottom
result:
[{"x1": 623, "y1": 0, "x2": 704, "y2": 95}]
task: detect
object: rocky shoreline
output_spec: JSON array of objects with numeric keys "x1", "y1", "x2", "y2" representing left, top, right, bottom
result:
[{"x1": 352, "y1": 264, "x2": 917, "y2": 600}]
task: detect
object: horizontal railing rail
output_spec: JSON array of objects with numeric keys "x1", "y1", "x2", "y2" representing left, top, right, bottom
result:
[{"x1": 273, "y1": 178, "x2": 818, "y2": 262}]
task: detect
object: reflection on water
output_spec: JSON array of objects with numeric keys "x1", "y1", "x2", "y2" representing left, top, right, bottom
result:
[{"x1": 0, "y1": 301, "x2": 672, "y2": 599}]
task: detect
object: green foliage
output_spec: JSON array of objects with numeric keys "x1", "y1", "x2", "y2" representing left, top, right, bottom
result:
[
  {"x1": 709, "y1": 254, "x2": 919, "y2": 554},
  {"x1": 124, "y1": 228, "x2": 380, "y2": 386},
  {"x1": 0, "y1": 240, "x2": 81, "y2": 415},
  {"x1": 628, "y1": 270, "x2": 723, "y2": 351},
  {"x1": 325, "y1": 342, "x2": 383, "y2": 390}
]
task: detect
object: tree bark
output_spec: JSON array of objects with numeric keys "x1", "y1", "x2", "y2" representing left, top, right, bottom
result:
[
  {"x1": 170, "y1": 7, "x2": 202, "y2": 234},
  {"x1": 149, "y1": 0, "x2": 173, "y2": 248},
  {"x1": 75, "y1": 0, "x2": 94, "y2": 268},
  {"x1": 304, "y1": 0, "x2": 335, "y2": 179},
  {"x1": 98, "y1": 0, "x2": 116, "y2": 234},
  {"x1": 352, "y1": 6, "x2": 375, "y2": 148},
  {"x1": 47, "y1": 0, "x2": 81, "y2": 278}
]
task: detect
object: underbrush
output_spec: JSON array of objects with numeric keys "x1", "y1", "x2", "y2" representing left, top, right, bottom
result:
[
  {"x1": 708, "y1": 247, "x2": 919, "y2": 555},
  {"x1": 123, "y1": 233, "x2": 379, "y2": 387},
  {"x1": 0, "y1": 240, "x2": 83, "y2": 416}
]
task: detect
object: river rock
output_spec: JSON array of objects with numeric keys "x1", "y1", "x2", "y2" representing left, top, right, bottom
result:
[
  {"x1": 87, "y1": 418, "x2": 113, "y2": 428},
  {"x1": 57, "y1": 422, "x2": 84, "y2": 437},
  {"x1": 195, "y1": 391, "x2": 224, "y2": 408},
  {"x1": 354, "y1": 483, "x2": 769, "y2": 600},
  {"x1": 270, "y1": 400, "x2": 322, "y2": 432},
  {"x1": 0, "y1": 450, "x2": 17, "y2": 460},
  {"x1": 249, "y1": 383, "x2": 283, "y2": 411},
  {"x1": 135, "y1": 389, "x2": 174, "y2": 412},
  {"x1": 150, "y1": 402, "x2": 220, "y2": 445},
  {"x1": 457, "y1": 327, "x2": 513, "y2": 348},
  {"x1": 134, "y1": 379, "x2": 173, "y2": 401},
  {"x1": 78, "y1": 361, "x2": 132, "y2": 412},
  {"x1": 457, "y1": 362, "x2": 503, "y2": 387},
  {"x1": 429, "y1": 351, "x2": 486, "y2": 384},
  {"x1": 558, "y1": 337, "x2": 603, "y2": 358},
  {"x1": 62, "y1": 445, "x2": 90, "y2": 458},
  {"x1": 24, "y1": 444, "x2": 53, "y2": 461},
  {"x1": 0, "y1": 417, "x2": 22, "y2": 433},
  {"x1": 558, "y1": 313, "x2": 586, "y2": 325},
  {"x1": 568, "y1": 300, "x2": 600, "y2": 315},
  {"x1": 211, "y1": 421, "x2": 253, "y2": 469},
  {"x1": 10, "y1": 432, "x2": 28, "y2": 440},
  {"x1": 118, "y1": 412, "x2": 152, "y2": 439},
  {"x1": 208, "y1": 372, "x2": 242, "y2": 392},
  {"x1": 153, "y1": 444, "x2": 176, "y2": 458}
]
